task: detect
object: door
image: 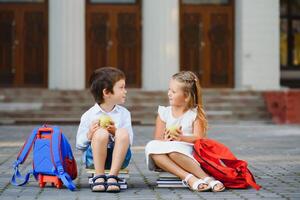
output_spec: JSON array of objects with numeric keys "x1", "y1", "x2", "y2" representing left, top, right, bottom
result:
[
  {"x1": 180, "y1": 0, "x2": 234, "y2": 88},
  {"x1": 86, "y1": 0, "x2": 141, "y2": 87},
  {"x1": 0, "y1": 0, "x2": 48, "y2": 87}
]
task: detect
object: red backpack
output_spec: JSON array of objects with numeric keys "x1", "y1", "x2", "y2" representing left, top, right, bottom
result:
[{"x1": 193, "y1": 138, "x2": 261, "y2": 190}]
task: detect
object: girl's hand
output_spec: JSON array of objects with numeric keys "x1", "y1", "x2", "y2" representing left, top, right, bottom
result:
[
  {"x1": 87, "y1": 120, "x2": 99, "y2": 141},
  {"x1": 170, "y1": 126, "x2": 182, "y2": 141},
  {"x1": 163, "y1": 129, "x2": 169, "y2": 141},
  {"x1": 107, "y1": 121, "x2": 116, "y2": 136}
]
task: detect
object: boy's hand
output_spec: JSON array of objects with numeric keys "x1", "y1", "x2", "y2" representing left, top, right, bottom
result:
[
  {"x1": 87, "y1": 120, "x2": 99, "y2": 141},
  {"x1": 107, "y1": 121, "x2": 116, "y2": 136}
]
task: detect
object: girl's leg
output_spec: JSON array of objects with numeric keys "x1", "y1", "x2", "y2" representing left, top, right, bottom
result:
[
  {"x1": 168, "y1": 152, "x2": 224, "y2": 191},
  {"x1": 91, "y1": 129, "x2": 110, "y2": 191},
  {"x1": 151, "y1": 154, "x2": 190, "y2": 180},
  {"x1": 168, "y1": 152, "x2": 208, "y2": 178},
  {"x1": 153, "y1": 153, "x2": 208, "y2": 190}
]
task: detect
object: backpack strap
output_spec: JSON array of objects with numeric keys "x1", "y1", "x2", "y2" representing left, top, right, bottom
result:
[
  {"x1": 245, "y1": 169, "x2": 261, "y2": 190},
  {"x1": 51, "y1": 126, "x2": 76, "y2": 191},
  {"x1": 11, "y1": 127, "x2": 39, "y2": 186}
]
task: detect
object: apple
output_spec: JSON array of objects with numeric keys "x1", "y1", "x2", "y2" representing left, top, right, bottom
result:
[
  {"x1": 99, "y1": 115, "x2": 113, "y2": 128},
  {"x1": 164, "y1": 125, "x2": 180, "y2": 140},
  {"x1": 166, "y1": 125, "x2": 179, "y2": 135}
]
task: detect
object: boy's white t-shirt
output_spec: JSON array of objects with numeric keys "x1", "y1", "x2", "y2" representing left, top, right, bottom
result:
[{"x1": 76, "y1": 103, "x2": 133, "y2": 151}]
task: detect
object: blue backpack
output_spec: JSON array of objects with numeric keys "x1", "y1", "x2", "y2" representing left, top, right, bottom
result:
[{"x1": 11, "y1": 125, "x2": 77, "y2": 191}]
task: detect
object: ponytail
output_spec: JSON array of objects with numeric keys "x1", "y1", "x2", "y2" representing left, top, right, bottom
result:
[{"x1": 194, "y1": 80, "x2": 208, "y2": 135}]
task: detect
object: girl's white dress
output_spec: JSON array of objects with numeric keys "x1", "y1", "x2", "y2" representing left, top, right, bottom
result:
[{"x1": 145, "y1": 106, "x2": 200, "y2": 170}]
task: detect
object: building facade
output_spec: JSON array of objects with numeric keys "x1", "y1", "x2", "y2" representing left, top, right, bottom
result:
[{"x1": 0, "y1": 0, "x2": 292, "y2": 91}]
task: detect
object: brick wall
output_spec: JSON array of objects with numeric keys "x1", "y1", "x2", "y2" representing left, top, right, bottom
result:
[{"x1": 264, "y1": 90, "x2": 300, "y2": 124}]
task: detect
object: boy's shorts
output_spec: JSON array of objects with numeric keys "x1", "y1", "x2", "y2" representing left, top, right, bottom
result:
[{"x1": 85, "y1": 144, "x2": 131, "y2": 169}]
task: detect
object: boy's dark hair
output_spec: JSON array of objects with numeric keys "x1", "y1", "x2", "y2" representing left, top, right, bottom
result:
[{"x1": 89, "y1": 67, "x2": 125, "y2": 104}]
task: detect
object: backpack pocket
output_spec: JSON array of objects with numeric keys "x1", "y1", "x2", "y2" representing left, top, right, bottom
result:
[{"x1": 33, "y1": 139, "x2": 55, "y2": 175}]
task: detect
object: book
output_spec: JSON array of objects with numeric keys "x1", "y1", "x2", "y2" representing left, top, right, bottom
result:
[
  {"x1": 158, "y1": 172, "x2": 178, "y2": 178},
  {"x1": 157, "y1": 179, "x2": 182, "y2": 184},
  {"x1": 88, "y1": 177, "x2": 128, "y2": 190},
  {"x1": 86, "y1": 168, "x2": 130, "y2": 179},
  {"x1": 157, "y1": 176, "x2": 181, "y2": 180},
  {"x1": 156, "y1": 176, "x2": 187, "y2": 188},
  {"x1": 157, "y1": 184, "x2": 187, "y2": 188},
  {"x1": 156, "y1": 177, "x2": 188, "y2": 188},
  {"x1": 88, "y1": 177, "x2": 127, "y2": 184},
  {"x1": 157, "y1": 180, "x2": 187, "y2": 188},
  {"x1": 86, "y1": 168, "x2": 129, "y2": 174}
]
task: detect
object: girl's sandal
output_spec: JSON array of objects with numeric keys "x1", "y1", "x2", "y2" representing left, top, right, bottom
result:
[
  {"x1": 106, "y1": 175, "x2": 121, "y2": 193},
  {"x1": 91, "y1": 174, "x2": 107, "y2": 192},
  {"x1": 182, "y1": 174, "x2": 211, "y2": 192},
  {"x1": 203, "y1": 177, "x2": 225, "y2": 192}
]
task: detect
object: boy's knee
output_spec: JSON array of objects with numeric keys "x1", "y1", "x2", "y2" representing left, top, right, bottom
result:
[
  {"x1": 115, "y1": 128, "x2": 129, "y2": 141},
  {"x1": 92, "y1": 129, "x2": 110, "y2": 141}
]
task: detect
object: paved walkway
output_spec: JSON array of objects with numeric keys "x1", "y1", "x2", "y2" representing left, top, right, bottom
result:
[{"x1": 0, "y1": 124, "x2": 300, "y2": 200}]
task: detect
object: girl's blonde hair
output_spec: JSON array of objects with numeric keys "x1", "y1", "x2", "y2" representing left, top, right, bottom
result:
[{"x1": 172, "y1": 71, "x2": 208, "y2": 134}]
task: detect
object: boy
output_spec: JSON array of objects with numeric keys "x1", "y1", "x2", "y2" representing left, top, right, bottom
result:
[{"x1": 76, "y1": 67, "x2": 133, "y2": 193}]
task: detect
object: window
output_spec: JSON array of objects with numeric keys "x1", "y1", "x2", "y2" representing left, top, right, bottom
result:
[
  {"x1": 292, "y1": 20, "x2": 300, "y2": 66},
  {"x1": 182, "y1": 0, "x2": 229, "y2": 5},
  {"x1": 89, "y1": 0, "x2": 136, "y2": 4},
  {"x1": 0, "y1": 0, "x2": 44, "y2": 2},
  {"x1": 280, "y1": 0, "x2": 300, "y2": 69}
]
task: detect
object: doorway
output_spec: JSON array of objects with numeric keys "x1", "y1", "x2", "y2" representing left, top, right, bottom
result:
[
  {"x1": 0, "y1": 0, "x2": 48, "y2": 87},
  {"x1": 86, "y1": 0, "x2": 141, "y2": 87},
  {"x1": 180, "y1": 0, "x2": 234, "y2": 88}
]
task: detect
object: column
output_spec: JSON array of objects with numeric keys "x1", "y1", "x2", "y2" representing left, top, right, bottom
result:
[
  {"x1": 235, "y1": 0, "x2": 280, "y2": 90},
  {"x1": 49, "y1": 0, "x2": 85, "y2": 90},
  {"x1": 142, "y1": 0, "x2": 179, "y2": 90}
]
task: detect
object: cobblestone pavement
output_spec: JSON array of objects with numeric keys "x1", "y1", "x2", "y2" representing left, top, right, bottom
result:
[{"x1": 0, "y1": 124, "x2": 300, "y2": 200}]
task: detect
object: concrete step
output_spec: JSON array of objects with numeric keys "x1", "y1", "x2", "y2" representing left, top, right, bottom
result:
[
  {"x1": 0, "y1": 109, "x2": 271, "y2": 125},
  {"x1": 0, "y1": 88, "x2": 263, "y2": 100},
  {"x1": 0, "y1": 89, "x2": 271, "y2": 125}
]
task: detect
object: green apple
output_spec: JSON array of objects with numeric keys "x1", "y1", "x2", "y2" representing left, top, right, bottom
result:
[
  {"x1": 99, "y1": 115, "x2": 113, "y2": 128},
  {"x1": 164, "y1": 125, "x2": 179, "y2": 141},
  {"x1": 166, "y1": 125, "x2": 179, "y2": 135}
]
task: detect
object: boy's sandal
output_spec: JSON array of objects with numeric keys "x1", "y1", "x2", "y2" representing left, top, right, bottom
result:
[
  {"x1": 203, "y1": 177, "x2": 225, "y2": 192},
  {"x1": 106, "y1": 175, "x2": 121, "y2": 193},
  {"x1": 182, "y1": 174, "x2": 211, "y2": 192},
  {"x1": 91, "y1": 174, "x2": 107, "y2": 192}
]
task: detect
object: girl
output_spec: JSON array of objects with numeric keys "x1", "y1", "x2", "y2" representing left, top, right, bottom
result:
[{"x1": 145, "y1": 71, "x2": 225, "y2": 192}]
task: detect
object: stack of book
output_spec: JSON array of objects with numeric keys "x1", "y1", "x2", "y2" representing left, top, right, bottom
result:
[
  {"x1": 86, "y1": 168, "x2": 129, "y2": 190},
  {"x1": 156, "y1": 172, "x2": 188, "y2": 188}
]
